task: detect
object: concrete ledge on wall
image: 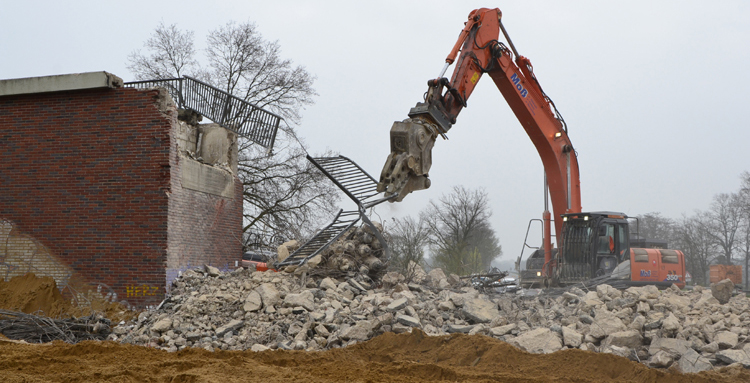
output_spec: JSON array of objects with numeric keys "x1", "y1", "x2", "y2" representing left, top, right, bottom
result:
[
  {"x1": 181, "y1": 157, "x2": 235, "y2": 198},
  {"x1": 0, "y1": 71, "x2": 123, "y2": 96}
]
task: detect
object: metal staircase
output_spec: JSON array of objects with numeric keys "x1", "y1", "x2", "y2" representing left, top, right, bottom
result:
[
  {"x1": 124, "y1": 76, "x2": 281, "y2": 150},
  {"x1": 274, "y1": 155, "x2": 394, "y2": 268}
]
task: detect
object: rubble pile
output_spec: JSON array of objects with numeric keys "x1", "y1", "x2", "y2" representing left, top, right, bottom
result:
[
  {"x1": 113, "y1": 265, "x2": 750, "y2": 373},
  {"x1": 279, "y1": 223, "x2": 390, "y2": 282}
]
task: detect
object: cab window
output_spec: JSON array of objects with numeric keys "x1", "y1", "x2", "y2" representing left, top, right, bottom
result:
[
  {"x1": 597, "y1": 223, "x2": 615, "y2": 255},
  {"x1": 617, "y1": 224, "x2": 628, "y2": 258}
]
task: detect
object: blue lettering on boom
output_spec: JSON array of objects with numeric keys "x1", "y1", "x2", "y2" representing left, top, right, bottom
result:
[{"x1": 511, "y1": 73, "x2": 529, "y2": 98}]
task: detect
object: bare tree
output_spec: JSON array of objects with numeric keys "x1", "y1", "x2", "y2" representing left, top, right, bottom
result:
[
  {"x1": 128, "y1": 22, "x2": 334, "y2": 247},
  {"x1": 703, "y1": 192, "x2": 743, "y2": 265},
  {"x1": 240, "y1": 130, "x2": 338, "y2": 242},
  {"x1": 206, "y1": 22, "x2": 317, "y2": 124},
  {"x1": 674, "y1": 212, "x2": 718, "y2": 285},
  {"x1": 127, "y1": 23, "x2": 199, "y2": 80},
  {"x1": 388, "y1": 216, "x2": 430, "y2": 281},
  {"x1": 630, "y1": 212, "x2": 676, "y2": 244},
  {"x1": 421, "y1": 186, "x2": 502, "y2": 275}
]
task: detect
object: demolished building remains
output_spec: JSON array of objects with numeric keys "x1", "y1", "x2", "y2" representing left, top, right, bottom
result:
[{"x1": 0, "y1": 71, "x2": 281, "y2": 306}]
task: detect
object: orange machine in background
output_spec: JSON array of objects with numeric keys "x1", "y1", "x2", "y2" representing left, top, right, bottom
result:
[
  {"x1": 709, "y1": 265, "x2": 742, "y2": 285},
  {"x1": 629, "y1": 248, "x2": 686, "y2": 288}
]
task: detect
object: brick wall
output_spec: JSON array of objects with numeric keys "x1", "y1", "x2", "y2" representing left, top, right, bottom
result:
[
  {"x1": 166, "y1": 121, "x2": 243, "y2": 290},
  {"x1": 0, "y1": 86, "x2": 242, "y2": 307},
  {"x1": 166, "y1": 172, "x2": 243, "y2": 287}
]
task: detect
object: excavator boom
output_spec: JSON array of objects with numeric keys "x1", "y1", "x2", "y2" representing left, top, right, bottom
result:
[
  {"x1": 378, "y1": 8, "x2": 581, "y2": 251},
  {"x1": 378, "y1": 8, "x2": 688, "y2": 287}
]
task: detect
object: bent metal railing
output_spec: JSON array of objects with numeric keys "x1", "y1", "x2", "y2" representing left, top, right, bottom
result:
[
  {"x1": 124, "y1": 76, "x2": 281, "y2": 150},
  {"x1": 274, "y1": 155, "x2": 395, "y2": 269}
]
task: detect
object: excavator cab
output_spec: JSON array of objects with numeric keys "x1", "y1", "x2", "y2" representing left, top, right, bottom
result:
[{"x1": 557, "y1": 212, "x2": 630, "y2": 283}]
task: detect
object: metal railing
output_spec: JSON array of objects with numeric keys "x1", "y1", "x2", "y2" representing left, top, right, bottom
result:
[
  {"x1": 274, "y1": 210, "x2": 361, "y2": 268},
  {"x1": 274, "y1": 155, "x2": 394, "y2": 269},
  {"x1": 307, "y1": 155, "x2": 394, "y2": 208},
  {"x1": 124, "y1": 76, "x2": 281, "y2": 150}
]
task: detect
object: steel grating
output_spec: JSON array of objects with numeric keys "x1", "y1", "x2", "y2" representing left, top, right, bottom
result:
[
  {"x1": 273, "y1": 155, "x2": 394, "y2": 269},
  {"x1": 306, "y1": 155, "x2": 394, "y2": 208},
  {"x1": 274, "y1": 210, "x2": 360, "y2": 267},
  {"x1": 124, "y1": 76, "x2": 281, "y2": 150}
]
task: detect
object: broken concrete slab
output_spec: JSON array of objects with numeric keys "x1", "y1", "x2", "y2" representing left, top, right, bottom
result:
[
  {"x1": 678, "y1": 348, "x2": 714, "y2": 374},
  {"x1": 648, "y1": 338, "x2": 691, "y2": 356},
  {"x1": 715, "y1": 349, "x2": 750, "y2": 367},
  {"x1": 711, "y1": 279, "x2": 734, "y2": 304},
  {"x1": 509, "y1": 328, "x2": 562, "y2": 354},
  {"x1": 461, "y1": 298, "x2": 500, "y2": 324}
]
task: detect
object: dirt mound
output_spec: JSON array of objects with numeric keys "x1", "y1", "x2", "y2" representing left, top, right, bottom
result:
[
  {"x1": 0, "y1": 273, "x2": 136, "y2": 322},
  {"x1": 1, "y1": 329, "x2": 747, "y2": 383},
  {"x1": 0, "y1": 273, "x2": 69, "y2": 316}
]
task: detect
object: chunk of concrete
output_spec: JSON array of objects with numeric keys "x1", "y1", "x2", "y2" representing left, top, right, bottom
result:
[
  {"x1": 716, "y1": 349, "x2": 750, "y2": 367},
  {"x1": 649, "y1": 350, "x2": 674, "y2": 368},
  {"x1": 562, "y1": 326, "x2": 583, "y2": 348},
  {"x1": 387, "y1": 298, "x2": 408, "y2": 311},
  {"x1": 427, "y1": 268, "x2": 447, "y2": 287},
  {"x1": 283, "y1": 290, "x2": 315, "y2": 312},
  {"x1": 243, "y1": 290, "x2": 263, "y2": 312},
  {"x1": 319, "y1": 277, "x2": 338, "y2": 291},
  {"x1": 661, "y1": 312, "x2": 680, "y2": 333},
  {"x1": 711, "y1": 279, "x2": 734, "y2": 304},
  {"x1": 446, "y1": 324, "x2": 475, "y2": 334},
  {"x1": 715, "y1": 331, "x2": 739, "y2": 349},
  {"x1": 256, "y1": 283, "x2": 281, "y2": 307},
  {"x1": 509, "y1": 328, "x2": 563, "y2": 354},
  {"x1": 490, "y1": 323, "x2": 517, "y2": 337},
  {"x1": 677, "y1": 348, "x2": 713, "y2": 373},
  {"x1": 277, "y1": 240, "x2": 299, "y2": 263},
  {"x1": 589, "y1": 310, "x2": 627, "y2": 339},
  {"x1": 694, "y1": 290, "x2": 720, "y2": 308},
  {"x1": 395, "y1": 314, "x2": 421, "y2": 328},
  {"x1": 461, "y1": 298, "x2": 500, "y2": 324},
  {"x1": 603, "y1": 330, "x2": 643, "y2": 349},
  {"x1": 204, "y1": 264, "x2": 221, "y2": 277},
  {"x1": 648, "y1": 338, "x2": 691, "y2": 356},
  {"x1": 340, "y1": 323, "x2": 372, "y2": 341},
  {"x1": 150, "y1": 317, "x2": 172, "y2": 333},
  {"x1": 216, "y1": 319, "x2": 243, "y2": 337}
]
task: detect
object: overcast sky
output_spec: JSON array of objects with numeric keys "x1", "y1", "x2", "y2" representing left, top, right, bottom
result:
[{"x1": 3, "y1": 1, "x2": 749, "y2": 271}]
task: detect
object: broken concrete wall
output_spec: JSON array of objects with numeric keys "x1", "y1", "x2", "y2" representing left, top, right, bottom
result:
[{"x1": 167, "y1": 119, "x2": 242, "y2": 289}]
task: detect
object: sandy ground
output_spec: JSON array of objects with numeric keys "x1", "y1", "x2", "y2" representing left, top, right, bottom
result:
[
  {"x1": 1, "y1": 329, "x2": 748, "y2": 383},
  {"x1": 0, "y1": 273, "x2": 135, "y2": 322}
]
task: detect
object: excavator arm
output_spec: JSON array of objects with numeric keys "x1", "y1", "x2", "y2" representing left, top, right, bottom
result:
[{"x1": 378, "y1": 8, "x2": 582, "y2": 268}]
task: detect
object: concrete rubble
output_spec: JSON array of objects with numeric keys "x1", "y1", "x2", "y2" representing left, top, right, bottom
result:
[{"x1": 112, "y1": 264, "x2": 750, "y2": 373}]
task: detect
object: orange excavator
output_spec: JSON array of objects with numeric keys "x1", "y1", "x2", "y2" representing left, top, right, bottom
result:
[{"x1": 377, "y1": 7, "x2": 685, "y2": 288}]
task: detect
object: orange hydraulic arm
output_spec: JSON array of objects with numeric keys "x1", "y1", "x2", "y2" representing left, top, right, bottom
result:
[{"x1": 378, "y1": 8, "x2": 582, "y2": 276}]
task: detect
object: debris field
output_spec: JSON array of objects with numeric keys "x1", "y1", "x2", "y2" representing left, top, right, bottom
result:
[
  {"x1": 2, "y1": 254, "x2": 750, "y2": 381},
  {"x1": 112, "y1": 261, "x2": 750, "y2": 375}
]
